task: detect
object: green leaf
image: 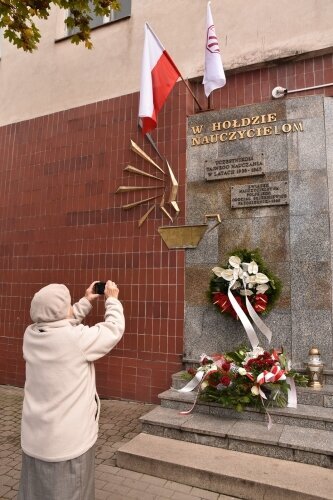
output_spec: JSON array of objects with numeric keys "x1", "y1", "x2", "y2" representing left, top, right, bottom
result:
[{"x1": 0, "y1": 0, "x2": 123, "y2": 51}]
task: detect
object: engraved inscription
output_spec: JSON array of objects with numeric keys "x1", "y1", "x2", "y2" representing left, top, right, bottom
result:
[
  {"x1": 231, "y1": 181, "x2": 289, "y2": 208},
  {"x1": 205, "y1": 154, "x2": 265, "y2": 180}
]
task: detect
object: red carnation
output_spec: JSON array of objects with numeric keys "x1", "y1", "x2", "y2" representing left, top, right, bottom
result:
[
  {"x1": 187, "y1": 368, "x2": 196, "y2": 376},
  {"x1": 220, "y1": 376, "x2": 231, "y2": 386},
  {"x1": 222, "y1": 362, "x2": 231, "y2": 372}
]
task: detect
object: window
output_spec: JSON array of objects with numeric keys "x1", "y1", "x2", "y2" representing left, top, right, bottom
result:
[{"x1": 67, "y1": 0, "x2": 131, "y2": 35}]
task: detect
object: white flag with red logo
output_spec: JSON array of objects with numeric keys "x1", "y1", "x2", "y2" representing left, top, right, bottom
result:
[
  {"x1": 203, "y1": 2, "x2": 226, "y2": 97},
  {"x1": 139, "y1": 23, "x2": 181, "y2": 135}
]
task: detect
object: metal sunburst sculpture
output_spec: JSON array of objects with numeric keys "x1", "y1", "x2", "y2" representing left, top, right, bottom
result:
[{"x1": 116, "y1": 140, "x2": 180, "y2": 226}]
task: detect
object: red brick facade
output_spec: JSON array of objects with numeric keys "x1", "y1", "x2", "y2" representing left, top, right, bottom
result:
[{"x1": 1, "y1": 53, "x2": 332, "y2": 402}]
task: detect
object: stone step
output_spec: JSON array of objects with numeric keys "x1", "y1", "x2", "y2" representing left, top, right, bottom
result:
[
  {"x1": 172, "y1": 371, "x2": 333, "y2": 407},
  {"x1": 117, "y1": 433, "x2": 333, "y2": 500},
  {"x1": 325, "y1": 371, "x2": 333, "y2": 385},
  {"x1": 159, "y1": 388, "x2": 333, "y2": 430},
  {"x1": 298, "y1": 385, "x2": 333, "y2": 406},
  {"x1": 140, "y1": 406, "x2": 333, "y2": 469}
]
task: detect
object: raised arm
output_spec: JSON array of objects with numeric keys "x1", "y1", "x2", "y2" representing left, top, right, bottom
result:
[
  {"x1": 71, "y1": 281, "x2": 99, "y2": 324},
  {"x1": 77, "y1": 281, "x2": 125, "y2": 361}
]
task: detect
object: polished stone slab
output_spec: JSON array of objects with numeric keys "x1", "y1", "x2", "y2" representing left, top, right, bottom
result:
[
  {"x1": 279, "y1": 425, "x2": 333, "y2": 455},
  {"x1": 186, "y1": 97, "x2": 333, "y2": 369}
]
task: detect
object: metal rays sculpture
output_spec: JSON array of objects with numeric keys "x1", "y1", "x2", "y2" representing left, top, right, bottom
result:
[{"x1": 116, "y1": 140, "x2": 180, "y2": 227}]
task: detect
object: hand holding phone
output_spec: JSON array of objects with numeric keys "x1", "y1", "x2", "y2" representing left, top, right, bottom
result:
[
  {"x1": 85, "y1": 281, "x2": 102, "y2": 302},
  {"x1": 104, "y1": 280, "x2": 119, "y2": 299},
  {"x1": 93, "y1": 282, "x2": 106, "y2": 295}
]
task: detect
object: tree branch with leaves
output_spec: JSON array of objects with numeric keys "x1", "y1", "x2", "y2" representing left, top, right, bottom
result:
[{"x1": 0, "y1": 0, "x2": 121, "y2": 51}]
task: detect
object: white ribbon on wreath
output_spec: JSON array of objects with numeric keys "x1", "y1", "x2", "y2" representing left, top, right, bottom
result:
[{"x1": 214, "y1": 257, "x2": 272, "y2": 349}]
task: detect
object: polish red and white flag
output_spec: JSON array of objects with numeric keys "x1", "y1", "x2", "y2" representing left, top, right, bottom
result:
[
  {"x1": 139, "y1": 23, "x2": 181, "y2": 135},
  {"x1": 203, "y1": 1, "x2": 226, "y2": 97}
]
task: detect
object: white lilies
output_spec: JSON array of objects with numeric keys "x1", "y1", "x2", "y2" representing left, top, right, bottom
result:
[
  {"x1": 256, "y1": 284, "x2": 269, "y2": 294},
  {"x1": 242, "y1": 260, "x2": 258, "y2": 275},
  {"x1": 229, "y1": 255, "x2": 241, "y2": 268},
  {"x1": 212, "y1": 255, "x2": 270, "y2": 295}
]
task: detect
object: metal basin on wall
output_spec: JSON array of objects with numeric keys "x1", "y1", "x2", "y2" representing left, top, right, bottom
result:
[{"x1": 158, "y1": 224, "x2": 210, "y2": 249}]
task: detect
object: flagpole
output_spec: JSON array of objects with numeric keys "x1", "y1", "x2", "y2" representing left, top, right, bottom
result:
[
  {"x1": 138, "y1": 119, "x2": 165, "y2": 162},
  {"x1": 180, "y1": 76, "x2": 203, "y2": 111}
]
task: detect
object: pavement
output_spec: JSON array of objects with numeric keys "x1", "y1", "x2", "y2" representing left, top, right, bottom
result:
[{"x1": 0, "y1": 385, "x2": 237, "y2": 500}]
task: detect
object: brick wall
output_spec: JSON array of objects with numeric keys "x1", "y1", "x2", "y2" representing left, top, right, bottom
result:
[
  {"x1": 0, "y1": 84, "x2": 187, "y2": 403},
  {"x1": 0, "y1": 52, "x2": 332, "y2": 402}
]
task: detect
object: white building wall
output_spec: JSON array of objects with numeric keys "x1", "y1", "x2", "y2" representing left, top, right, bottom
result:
[{"x1": 0, "y1": 0, "x2": 333, "y2": 126}]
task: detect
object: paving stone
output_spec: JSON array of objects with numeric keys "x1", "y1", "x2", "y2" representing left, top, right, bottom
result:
[
  {"x1": 96, "y1": 450, "x2": 114, "y2": 460},
  {"x1": 0, "y1": 485, "x2": 12, "y2": 497},
  {"x1": 96, "y1": 464, "x2": 121, "y2": 474},
  {"x1": 140, "y1": 474, "x2": 168, "y2": 486},
  {"x1": 171, "y1": 492, "x2": 202, "y2": 500},
  {"x1": 99, "y1": 457, "x2": 116, "y2": 466},
  {"x1": 127, "y1": 489, "x2": 156, "y2": 499},
  {"x1": 1, "y1": 476, "x2": 19, "y2": 488},
  {"x1": 95, "y1": 479, "x2": 107, "y2": 490},
  {"x1": 6, "y1": 469, "x2": 21, "y2": 479},
  {"x1": 0, "y1": 466, "x2": 11, "y2": 475},
  {"x1": 3, "y1": 489, "x2": 18, "y2": 499},
  {"x1": 102, "y1": 481, "x2": 131, "y2": 495},
  {"x1": 117, "y1": 468, "x2": 143, "y2": 480},
  {"x1": 95, "y1": 489, "x2": 112, "y2": 499},
  {"x1": 155, "y1": 496, "x2": 174, "y2": 500},
  {"x1": 146, "y1": 484, "x2": 174, "y2": 497},
  {"x1": 218, "y1": 495, "x2": 239, "y2": 500},
  {"x1": 122, "y1": 478, "x2": 150, "y2": 492},
  {"x1": 165, "y1": 480, "x2": 192, "y2": 493},
  {"x1": 191, "y1": 487, "x2": 219, "y2": 499}
]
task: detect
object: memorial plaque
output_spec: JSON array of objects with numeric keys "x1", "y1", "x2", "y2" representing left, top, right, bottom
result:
[
  {"x1": 231, "y1": 181, "x2": 289, "y2": 208},
  {"x1": 205, "y1": 153, "x2": 265, "y2": 180}
]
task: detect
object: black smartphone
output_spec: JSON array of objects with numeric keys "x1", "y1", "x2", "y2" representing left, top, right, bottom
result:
[{"x1": 94, "y1": 282, "x2": 106, "y2": 295}]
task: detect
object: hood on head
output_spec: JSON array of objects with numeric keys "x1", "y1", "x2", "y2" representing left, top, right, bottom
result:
[{"x1": 30, "y1": 284, "x2": 71, "y2": 323}]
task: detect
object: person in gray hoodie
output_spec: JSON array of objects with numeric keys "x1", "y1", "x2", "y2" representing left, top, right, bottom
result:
[{"x1": 18, "y1": 280, "x2": 125, "y2": 500}]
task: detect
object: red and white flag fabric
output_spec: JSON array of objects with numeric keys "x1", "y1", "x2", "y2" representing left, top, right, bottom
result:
[
  {"x1": 139, "y1": 23, "x2": 181, "y2": 135},
  {"x1": 203, "y1": 1, "x2": 226, "y2": 97}
]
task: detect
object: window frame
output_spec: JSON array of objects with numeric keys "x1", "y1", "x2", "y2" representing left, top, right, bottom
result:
[{"x1": 65, "y1": 0, "x2": 132, "y2": 38}]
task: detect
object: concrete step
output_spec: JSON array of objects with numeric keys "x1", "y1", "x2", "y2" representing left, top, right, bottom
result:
[
  {"x1": 324, "y1": 370, "x2": 333, "y2": 385},
  {"x1": 160, "y1": 388, "x2": 333, "y2": 431},
  {"x1": 172, "y1": 371, "x2": 333, "y2": 407},
  {"x1": 140, "y1": 406, "x2": 333, "y2": 468},
  {"x1": 117, "y1": 433, "x2": 333, "y2": 500}
]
